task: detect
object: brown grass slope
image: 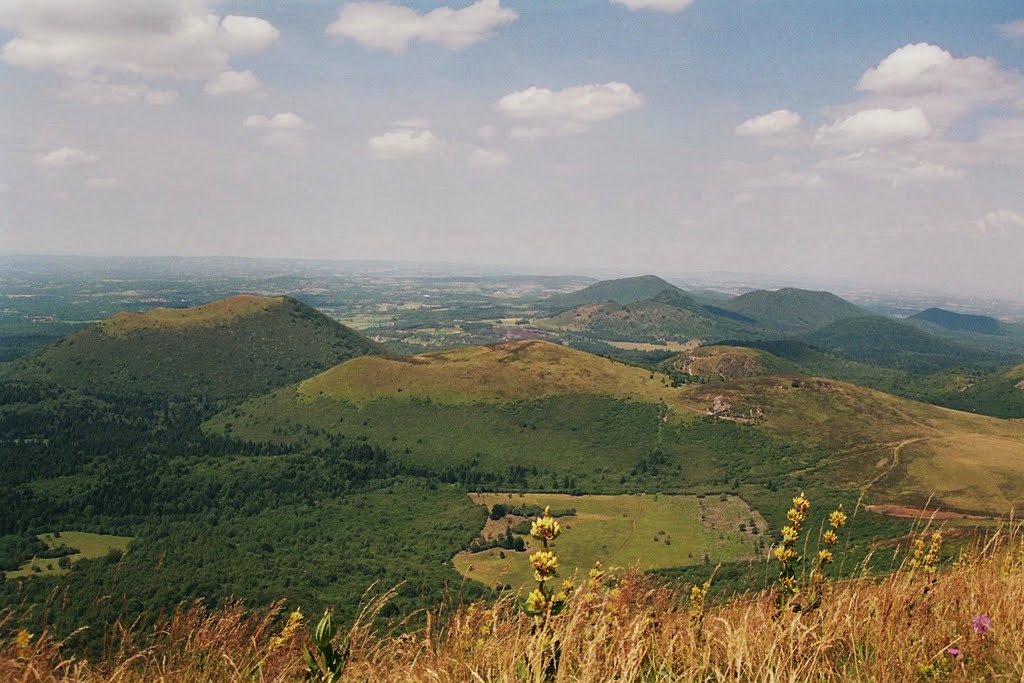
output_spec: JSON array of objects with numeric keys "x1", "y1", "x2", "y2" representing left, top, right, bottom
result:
[{"x1": 4, "y1": 525, "x2": 1024, "y2": 682}]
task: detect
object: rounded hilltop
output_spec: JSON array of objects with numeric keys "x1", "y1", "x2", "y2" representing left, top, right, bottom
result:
[{"x1": 98, "y1": 295, "x2": 287, "y2": 336}]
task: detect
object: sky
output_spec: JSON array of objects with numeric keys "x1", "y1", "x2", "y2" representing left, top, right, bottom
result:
[{"x1": 2, "y1": 1, "x2": 1024, "y2": 298}]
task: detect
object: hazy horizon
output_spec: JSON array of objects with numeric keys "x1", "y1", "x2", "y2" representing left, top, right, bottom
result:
[{"x1": 3, "y1": 1, "x2": 1024, "y2": 299}]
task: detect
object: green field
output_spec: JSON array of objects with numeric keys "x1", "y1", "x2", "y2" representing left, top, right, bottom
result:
[
  {"x1": 5, "y1": 531, "x2": 133, "y2": 579},
  {"x1": 452, "y1": 493, "x2": 766, "y2": 590}
]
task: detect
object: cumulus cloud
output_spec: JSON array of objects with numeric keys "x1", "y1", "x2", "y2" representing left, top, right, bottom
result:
[
  {"x1": 0, "y1": 182, "x2": 11, "y2": 193},
  {"x1": 973, "y1": 208, "x2": 1024, "y2": 235},
  {"x1": 0, "y1": 1, "x2": 278, "y2": 99},
  {"x1": 35, "y1": 147, "x2": 99, "y2": 166},
  {"x1": 854, "y1": 43, "x2": 1024, "y2": 127},
  {"x1": 815, "y1": 107, "x2": 931, "y2": 146},
  {"x1": 468, "y1": 148, "x2": 509, "y2": 168},
  {"x1": 735, "y1": 109, "x2": 802, "y2": 137},
  {"x1": 243, "y1": 113, "x2": 313, "y2": 150},
  {"x1": 326, "y1": 0, "x2": 516, "y2": 54},
  {"x1": 496, "y1": 82, "x2": 644, "y2": 137},
  {"x1": 610, "y1": 0, "x2": 695, "y2": 12},
  {"x1": 205, "y1": 69, "x2": 262, "y2": 95},
  {"x1": 86, "y1": 177, "x2": 120, "y2": 190},
  {"x1": 368, "y1": 129, "x2": 442, "y2": 159}
]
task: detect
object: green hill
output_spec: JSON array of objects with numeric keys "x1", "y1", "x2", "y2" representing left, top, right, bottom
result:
[
  {"x1": 536, "y1": 288, "x2": 755, "y2": 344},
  {"x1": 718, "y1": 288, "x2": 866, "y2": 333},
  {"x1": 909, "y1": 307, "x2": 1001, "y2": 335},
  {"x1": 542, "y1": 275, "x2": 686, "y2": 311},
  {"x1": 799, "y1": 316, "x2": 995, "y2": 373},
  {"x1": 661, "y1": 345, "x2": 800, "y2": 383},
  {"x1": 932, "y1": 364, "x2": 1024, "y2": 418},
  {"x1": 1, "y1": 295, "x2": 382, "y2": 400},
  {"x1": 210, "y1": 340, "x2": 1024, "y2": 516}
]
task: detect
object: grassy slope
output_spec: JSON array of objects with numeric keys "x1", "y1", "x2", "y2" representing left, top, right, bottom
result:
[
  {"x1": 672, "y1": 374, "x2": 1024, "y2": 514},
  {"x1": 4, "y1": 532, "x2": 132, "y2": 579},
  {"x1": 296, "y1": 340, "x2": 675, "y2": 405},
  {"x1": 1, "y1": 295, "x2": 382, "y2": 400},
  {"x1": 214, "y1": 340, "x2": 1024, "y2": 515},
  {"x1": 663, "y1": 345, "x2": 801, "y2": 382},
  {"x1": 453, "y1": 493, "x2": 766, "y2": 589},
  {"x1": 718, "y1": 288, "x2": 867, "y2": 333}
]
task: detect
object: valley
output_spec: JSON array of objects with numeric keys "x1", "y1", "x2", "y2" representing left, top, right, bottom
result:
[{"x1": 1, "y1": 258, "x2": 1023, "y2": 654}]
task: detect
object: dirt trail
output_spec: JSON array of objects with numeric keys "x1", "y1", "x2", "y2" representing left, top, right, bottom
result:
[{"x1": 863, "y1": 437, "x2": 930, "y2": 493}]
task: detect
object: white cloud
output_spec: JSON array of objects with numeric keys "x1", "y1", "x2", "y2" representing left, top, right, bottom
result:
[
  {"x1": 0, "y1": 182, "x2": 11, "y2": 193},
  {"x1": 219, "y1": 15, "x2": 280, "y2": 53},
  {"x1": 86, "y1": 177, "x2": 119, "y2": 190},
  {"x1": 243, "y1": 113, "x2": 313, "y2": 130},
  {"x1": 853, "y1": 43, "x2": 1024, "y2": 128},
  {"x1": 243, "y1": 113, "x2": 313, "y2": 150},
  {"x1": 973, "y1": 209, "x2": 1024, "y2": 235},
  {"x1": 818, "y1": 150, "x2": 966, "y2": 187},
  {"x1": 977, "y1": 117, "x2": 1024, "y2": 154},
  {"x1": 858, "y1": 43, "x2": 1021, "y2": 100},
  {"x1": 735, "y1": 109, "x2": 801, "y2": 137},
  {"x1": 205, "y1": 69, "x2": 262, "y2": 95},
  {"x1": 897, "y1": 162, "x2": 965, "y2": 183},
  {"x1": 326, "y1": 0, "x2": 516, "y2": 54},
  {"x1": 815, "y1": 107, "x2": 931, "y2": 146},
  {"x1": 476, "y1": 124, "x2": 497, "y2": 139},
  {"x1": 496, "y1": 82, "x2": 644, "y2": 137},
  {"x1": 468, "y1": 148, "x2": 509, "y2": 168},
  {"x1": 0, "y1": 1, "x2": 278, "y2": 96},
  {"x1": 59, "y1": 77, "x2": 178, "y2": 105},
  {"x1": 368, "y1": 129, "x2": 442, "y2": 159},
  {"x1": 997, "y1": 20, "x2": 1024, "y2": 40},
  {"x1": 35, "y1": 146, "x2": 99, "y2": 166},
  {"x1": 610, "y1": 0, "x2": 695, "y2": 13}
]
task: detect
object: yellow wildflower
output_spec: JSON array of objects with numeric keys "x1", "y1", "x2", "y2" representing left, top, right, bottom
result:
[
  {"x1": 525, "y1": 589, "x2": 548, "y2": 613},
  {"x1": 829, "y1": 507, "x2": 847, "y2": 529},
  {"x1": 530, "y1": 507, "x2": 561, "y2": 543},
  {"x1": 774, "y1": 546, "x2": 798, "y2": 563},
  {"x1": 15, "y1": 629, "x2": 33, "y2": 660},
  {"x1": 561, "y1": 579, "x2": 575, "y2": 593},
  {"x1": 529, "y1": 550, "x2": 559, "y2": 581},
  {"x1": 823, "y1": 530, "x2": 838, "y2": 545},
  {"x1": 780, "y1": 525, "x2": 799, "y2": 543},
  {"x1": 818, "y1": 549, "x2": 834, "y2": 564}
]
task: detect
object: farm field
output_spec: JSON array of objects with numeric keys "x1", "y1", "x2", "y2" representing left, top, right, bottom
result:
[
  {"x1": 452, "y1": 493, "x2": 766, "y2": 590},
  {"x1": 606, "y1": 340, "x2": 700, "y2": 353},
  {"x1": 4, "y1": 531, "x2": 133, "y2": 579}
]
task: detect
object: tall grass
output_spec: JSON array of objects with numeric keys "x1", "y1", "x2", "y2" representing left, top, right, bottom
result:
[{"x1": 4, "y1": 522, "x2": 1023, "y2": 682}]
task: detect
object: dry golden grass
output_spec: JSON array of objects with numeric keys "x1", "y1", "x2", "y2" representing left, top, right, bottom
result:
[
  {"x1": 5, "y1": 525, "x2": 1024, "y2": 682},
  {"x1": 99, "y1": 295, "x2": 283, "y2": 336},
  {"x1": 296, "y1": 340, "x2": 680, "y2": 405}
]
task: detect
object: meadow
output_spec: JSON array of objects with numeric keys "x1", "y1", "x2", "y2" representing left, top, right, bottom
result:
[
  {"x1": 453, "y1": 493, "x2": 766, "y2": 589},
  {"x1": 3, "y1": 532, "x2": 132, "y2": 579}
]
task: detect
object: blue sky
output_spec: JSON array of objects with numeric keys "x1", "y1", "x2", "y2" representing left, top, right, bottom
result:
[{"x1": 2, "y1": 1, "x2": 1024, "y2": 297}]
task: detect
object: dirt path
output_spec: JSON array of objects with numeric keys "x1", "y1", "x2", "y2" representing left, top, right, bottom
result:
[
  {"x1": 863, "y1": 437, "x2": 930, "y2": 494},
  {"x1": 608, "y1": 496, "x2": 645, "y2": 564}
]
